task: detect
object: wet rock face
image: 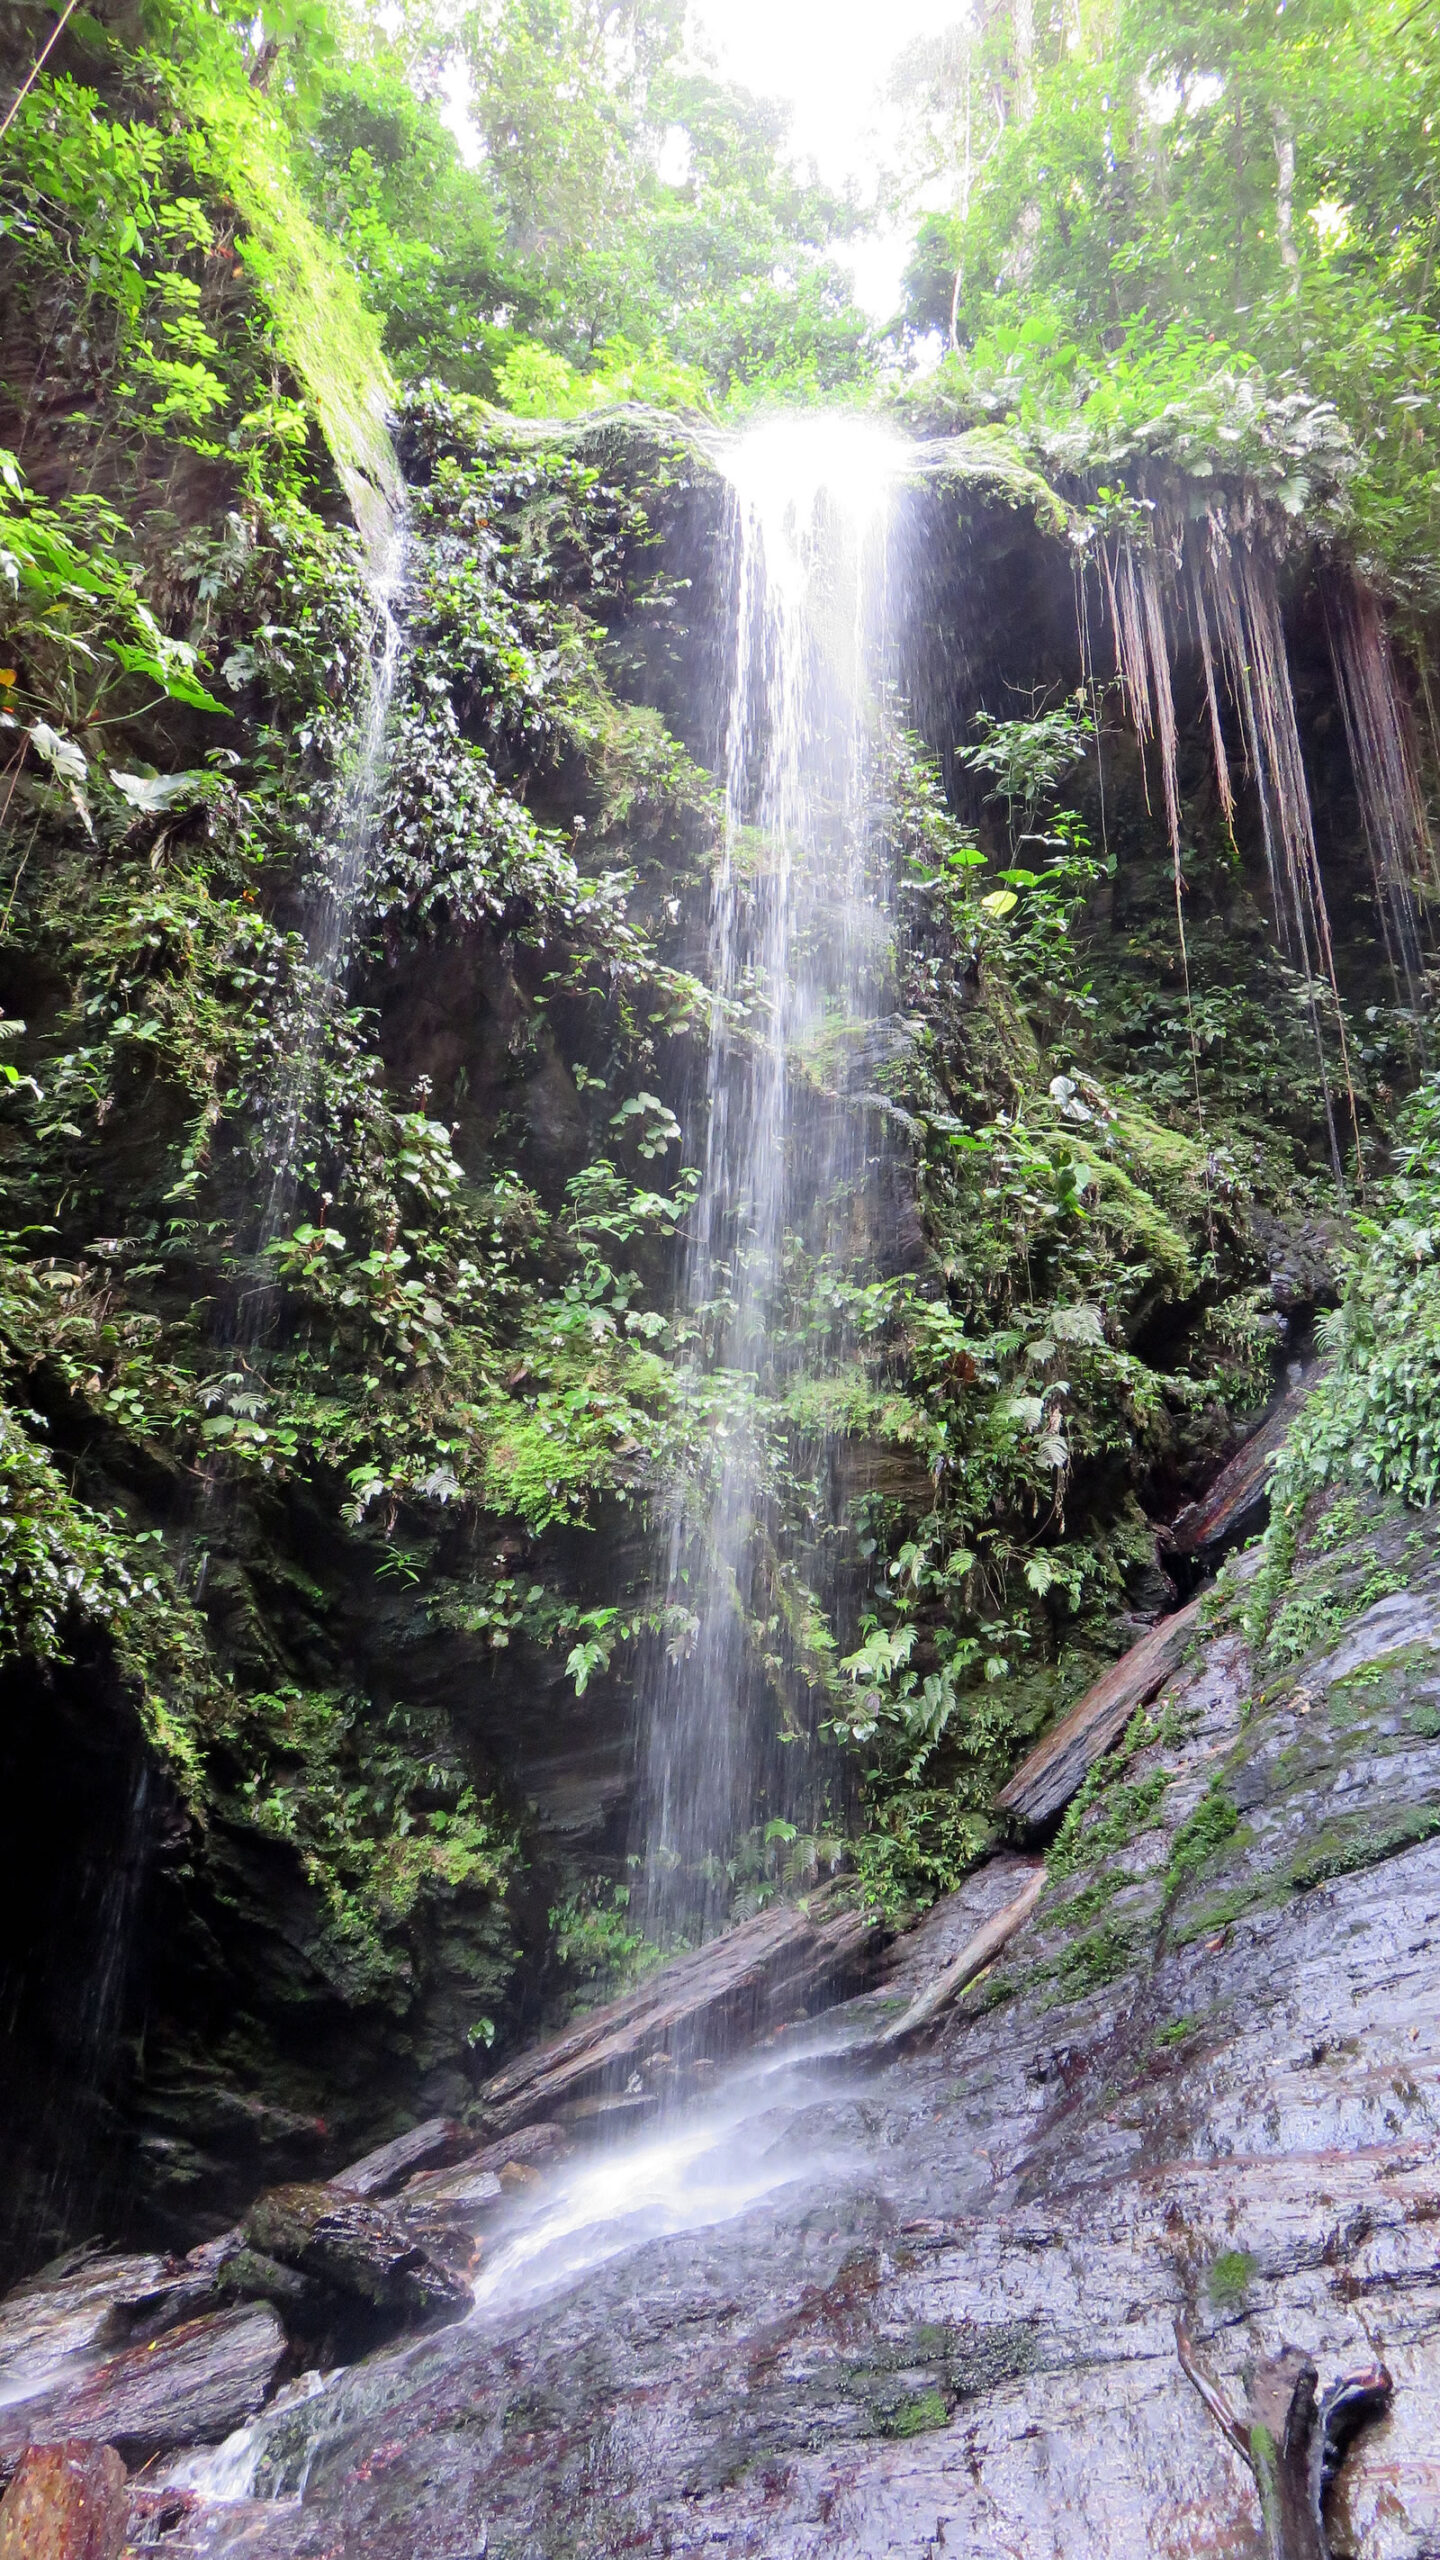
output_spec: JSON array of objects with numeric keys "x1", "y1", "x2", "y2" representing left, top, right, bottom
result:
[
  {"x1": 0, "y1": 1651, "x2": 164, "y2": 2275},
  {"x1": 119, "y1": 1502, "x2": 1440, "y2": 2557}
]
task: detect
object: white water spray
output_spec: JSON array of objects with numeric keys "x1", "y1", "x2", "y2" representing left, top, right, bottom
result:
[{"x1": 176, "y1": 2032, "x2": 868, "y2": 2508}]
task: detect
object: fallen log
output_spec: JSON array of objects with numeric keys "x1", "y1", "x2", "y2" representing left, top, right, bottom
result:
[
  {"x1": 477, "y1": 1890, "x2": 883, "y2": 2137},
  {"x1": 1175, "y1": 2319, "x2": 1391, "y2": 2558},
  {"x1": 328, "y1": 2115, "x2": 470, "y2": 2199},
  {"x1": 397, "y1": 2163, "x2": 502, "y2": 2215},
  {"x1": 0, "y1": 2441, "x2": 127, "y2": 2560},
  {"x1": 1169, "y1": 1365, "x2": 1318, "y2": 1556},
  {"x1": 996, "y1": 1596, "x2": 1204, "y2": 1832},
  {"x1": 873, "y1": 1864, "x2": 1047, "y2": 2049},
  {"x1": 449, "y1": 2123, "x2": 567, "y2": 2178}
]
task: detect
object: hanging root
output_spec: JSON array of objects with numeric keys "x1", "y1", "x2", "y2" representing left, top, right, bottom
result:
[
  {"x1": 1102, "y1": 507, "x2": 1367, "y2": 1199},
  {"x1": 1100, "y1": 536, "x2": 1216, "y2": 1252},
  {"x1": 1176, "y1": 2318, "x2": 1392, "y2": 2559},
  {"x1": 1322, "y1": 569, "x2": 1436, "y2": 1042}
]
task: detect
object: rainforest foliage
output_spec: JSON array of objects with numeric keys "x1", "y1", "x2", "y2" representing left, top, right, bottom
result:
[
  {"x1": 895, "y1": 0, "x2": 1440, "y2": 598},
  {"x1": 1, "y1": 0, "x2": 1440, "y2": 2121}
]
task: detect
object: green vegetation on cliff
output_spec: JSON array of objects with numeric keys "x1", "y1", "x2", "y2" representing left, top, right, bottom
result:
[{"x1": 2, "y1": 0, "x2": 1440, "y2": 2247}]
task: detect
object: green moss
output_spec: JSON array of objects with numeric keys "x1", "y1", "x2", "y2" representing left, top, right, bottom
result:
[
  {"x1": 1050, "y1": 1764, "x2": 1170, "y2": 1879},
  {"x1": 1287, "y1": 1804, "x2": 1440, "y2": 1893},
  {"x1": 1086, "y1": 1159, "x2": 1195, "y2": 1291},
  {"x1": 880, "y1": 2389, "x2": 952, "y2": 2438},
  {"x1": 1154, "y1": 2013, "x2": 1204, "y2": 2047},
  {"x1": 913, "y1": 427, "x2": 1075, "y2": 536},
  {"x1": 192, "y1": 77, "x2": 401, "y2": 532},
  {"x1": 1166, "y1": 1783, "x2": 1241, "y2": 1886},
  {"x1": 1206, "y1": 2248, "x2": 1257, "y2": 2310},
  {"x1": 1265, "y1": 1560, "x2": 1406, "y2": 1672},
  {"x1": 1170, "y1": 1881, "x2": 1266, "y2": 1946},
  {"x1": 1052, "y1": 1870, "x2": 1138, "y2": 1928},
  {"x1": 1052, "y1": 1919, "x2": 1134, "y2": 1994}
]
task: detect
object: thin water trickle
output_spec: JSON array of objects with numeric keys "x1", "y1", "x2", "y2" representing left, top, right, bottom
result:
[
  {"x1": 259, "y1": 515, "x2": 409, "y2": 1250},
  {"x1": 641, "y1": 414, "x2": 903, "y2": 1936}
]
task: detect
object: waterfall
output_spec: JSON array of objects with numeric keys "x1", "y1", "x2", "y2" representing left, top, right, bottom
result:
[
  {"x1": 201, "y1": 513, "x2": 406, "y2": 1512},
  {"x1": 258, "y1": 513, "x2": 408, "y2": 1249},
  {"x1": 640, "y1": 417, "x2": 901, "y2": 1939}
]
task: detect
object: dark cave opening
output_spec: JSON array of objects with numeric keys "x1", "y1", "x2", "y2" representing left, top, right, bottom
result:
[{"x1": 0, "y1": 1641, "x2": 156, "y2": 2283}]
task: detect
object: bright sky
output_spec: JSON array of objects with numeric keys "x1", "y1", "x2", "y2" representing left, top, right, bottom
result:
[{"x1": 687, "y1": 0, "x2": 965, "y2": 317}]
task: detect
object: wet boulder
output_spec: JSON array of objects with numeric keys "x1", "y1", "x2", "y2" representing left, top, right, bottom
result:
[
  {"x1": 242, "y1": 2184, "x2": 473, "y2": 2326},
  {"x1": 0, "y1": 2442, "x2": 127, "y2": 2560},
  {"x1": 0, "y1": 2304, "x2": 285, "y2": 2466},
  {"x1": 212, "y1": 2247, "x2": 319, "y2": 2317},
  {"x1": 0, "y1": 2254, "x2": 172, "y2": 2400}
]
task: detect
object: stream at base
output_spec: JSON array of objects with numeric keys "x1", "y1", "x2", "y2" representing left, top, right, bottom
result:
[{"x1": 172, "y1": 2018, "x2": 885, "y2": 2509}]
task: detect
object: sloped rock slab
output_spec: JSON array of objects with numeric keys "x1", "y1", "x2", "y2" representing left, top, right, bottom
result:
[
  {"x1": 0, "y1": 2254, "x2": 171, "y2": 2402},
  {"x1": 476, "y1": 1892, "x2": 883, "y2": 2136},
  {"x1": 880, "y1": 1853, "x2": 1050, "y2": 1998},
  {"x1": 0, "y1": 2304, "x2": 284, "y2": 2466}
]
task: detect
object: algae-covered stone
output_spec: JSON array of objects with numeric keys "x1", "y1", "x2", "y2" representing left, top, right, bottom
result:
[{"x1": 242, "y1": 2184, "x2": 472, "y2": 2324}]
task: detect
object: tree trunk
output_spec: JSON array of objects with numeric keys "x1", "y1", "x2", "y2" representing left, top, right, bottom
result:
[{"x1": 1273, "y1": 107, "x2": 1300, "y2": 291}]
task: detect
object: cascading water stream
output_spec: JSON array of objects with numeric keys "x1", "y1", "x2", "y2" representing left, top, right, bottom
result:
[
  {"x1": 258, "y1": 514, "x2": 409, "y2": 1252},
  {"x1": 170, "y1": 2022, "x2": 874, "y2": 2508},
  {"x1": 172, "y1": 428, "x2": 907, "y2": 2517},
  {"x1": 193, "y1": 512, "x2": 408, "y2": 1503},
  {"x1": 640, "y1": 417, "x2": 901, "y2": 1937}
]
